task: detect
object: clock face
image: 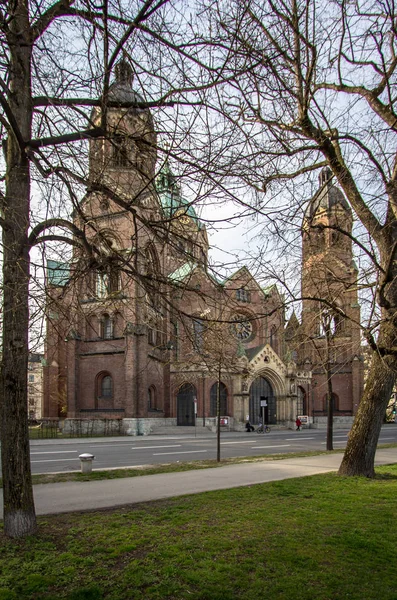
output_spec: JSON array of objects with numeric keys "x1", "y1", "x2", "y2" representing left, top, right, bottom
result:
[
  {"x1": 230, "y1": 314, "x2": 253, "y2": 341},
  {"x1": 175, "y1": 209, "x2": 191, "y2": 225}
]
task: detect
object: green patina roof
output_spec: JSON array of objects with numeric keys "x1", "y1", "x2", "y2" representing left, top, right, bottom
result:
[
  {"x1": 47, "y1": 260, "x2": 70, "y2": 287},
  {"x1": 245, "y1": 344, "x2": 266, "y2": 361},
  {"x1": 156, "y1": 161, "x2": 201, "y2": 227},
  {"x1": 262, "y1": 284, "x2": 275, "y2": 296},
  {"x1": 168, "y1": 261, "x2": 198, "y2": 283}
]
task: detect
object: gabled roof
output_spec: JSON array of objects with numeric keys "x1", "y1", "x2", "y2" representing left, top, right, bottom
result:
[
  {"x1": 244, "y1": 344, "x2": 266, "y2": 361},
  {"x1": 223, "y1": 266, "x2": 275, "y2": 298}
]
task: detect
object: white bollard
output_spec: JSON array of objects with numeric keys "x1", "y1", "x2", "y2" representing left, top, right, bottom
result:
[{"x1": 79, "y1": 453, "x2": 95, "y2": 474}]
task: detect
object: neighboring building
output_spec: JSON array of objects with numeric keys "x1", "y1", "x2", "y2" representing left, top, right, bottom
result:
[
  {"x1": 28, "y1": 353, "x2": 44, "y2": 420},
  {"x1": 43, "y1": 61, "x2": 364, "y2": 433}
]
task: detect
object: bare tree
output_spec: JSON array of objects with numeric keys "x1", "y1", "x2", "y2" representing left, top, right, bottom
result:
[
  {"x1": 0, "y1": 0, "x2": 224, "y2": 538},
  {"x1": 198, "y1": 0, "x2": 397, "y2": 477}
]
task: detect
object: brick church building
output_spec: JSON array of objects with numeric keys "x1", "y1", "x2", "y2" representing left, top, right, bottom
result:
[{"x1": 43, "y1": 62, "x2": 364, "y2": 433}]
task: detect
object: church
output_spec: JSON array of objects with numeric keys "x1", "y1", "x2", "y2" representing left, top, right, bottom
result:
[{"x1": 43, "y1": 62, "x2": 364, "y2": 434}]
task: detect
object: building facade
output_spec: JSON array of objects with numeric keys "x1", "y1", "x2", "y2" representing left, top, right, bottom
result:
[{"x1": 43, "y1": 62, "x2": 363, "y2": 433}]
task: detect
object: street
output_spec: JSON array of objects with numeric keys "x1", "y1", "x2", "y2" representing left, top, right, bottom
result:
[{"x1": 27, "y1": 425, "x2": 397, "y2": 475}]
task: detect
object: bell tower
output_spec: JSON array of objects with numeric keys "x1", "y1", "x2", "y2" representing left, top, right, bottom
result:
[
  {"x1": 300, "y1": 167, "x2": 363, "y2": 419},
  {"x1": 88, "y1": 59, "x2": 157, "y2": 204}
]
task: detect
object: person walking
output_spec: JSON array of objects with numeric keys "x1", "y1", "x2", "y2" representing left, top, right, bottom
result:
[{"x1": 295, "y1": 417, "x2": 302, "y2": 431}]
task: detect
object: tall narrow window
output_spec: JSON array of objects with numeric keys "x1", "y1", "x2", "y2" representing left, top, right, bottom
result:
[
  {"x1": 96, "y1": 372, "x2": 113, "y2": 406},
  {"x1": 101, "y1": 375, "x2": 113, "y2": 398},
  {"x1": 96, "y1": 268, "x2": 119, "y2": 298},
  {"x1": 148, "y1": 386, "x2": 157, "y2": 410},
  {"x1": 112, "y1": 135, "x2": 129, "y2": 168},
  {"x1": 193, "y1": 318, "x2": 205, "y2": 352},
  {"x1": 102, "y1": 314, "x2": 113, "y2": 340}
]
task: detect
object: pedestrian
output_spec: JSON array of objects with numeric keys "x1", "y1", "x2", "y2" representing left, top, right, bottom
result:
[
  {"x1": 245, "y1": 420, "x2": 255, "y2": 432},
  {"x1": 296, "y1": 417, "x2": 302, "y2": 431}
]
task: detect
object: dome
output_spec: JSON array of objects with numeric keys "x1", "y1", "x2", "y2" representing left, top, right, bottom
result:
[
  {"x1": 108, "y1": 60, "x2": 146, "y2": 110},
  {"x1": 304, "y1": 167, "x2": 351, "y2": 219}
]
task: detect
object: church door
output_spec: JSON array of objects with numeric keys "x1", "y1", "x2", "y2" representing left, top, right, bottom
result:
[
  {"x1": 177, "y1": 383, "x2": 196, "y2": 426},
  {"x1": 249, "y1": 377, "x2": 277, "y2": 425}
]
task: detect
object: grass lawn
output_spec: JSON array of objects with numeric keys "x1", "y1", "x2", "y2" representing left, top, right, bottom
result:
[{"x1": 1, "y1": 465, "x2": 396, "y2": 600}]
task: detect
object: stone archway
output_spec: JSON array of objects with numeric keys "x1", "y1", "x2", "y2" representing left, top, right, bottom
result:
[{"x1": 249, "y1": 377, "x2": 276, "y2": 425}]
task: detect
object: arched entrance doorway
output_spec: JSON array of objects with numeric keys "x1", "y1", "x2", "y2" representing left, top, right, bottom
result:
[
  {"x1": 249, "y1": 377, "x2": 277, "y2": 425},
  {"x1": 209, "y1": 382, "x2": 228, "y2": 416},
  {"x1": 177, "y1": 383, "x2": 196, "y2": 426}
]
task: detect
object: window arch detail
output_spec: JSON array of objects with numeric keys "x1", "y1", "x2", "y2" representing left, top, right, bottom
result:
[{"x1": 96, "y1": 372, "x2": 113, "y2": 408}]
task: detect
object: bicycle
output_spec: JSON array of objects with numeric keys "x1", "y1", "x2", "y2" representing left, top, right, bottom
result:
[{"x1": 256, "y1": 425, "x2": 271, "y2": 433}]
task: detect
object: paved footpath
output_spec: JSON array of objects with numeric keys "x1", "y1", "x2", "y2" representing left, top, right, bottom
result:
[{"x1": 1, "y1": 448, "x2": 396, "y2": 517}]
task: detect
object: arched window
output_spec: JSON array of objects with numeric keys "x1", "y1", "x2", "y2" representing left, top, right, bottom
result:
[
  {"x1": 193, "y1": 318, "x2": 205, "y2": 352},
  {"x1": 101, "y1": 314, "x2": 113, "y2": 340},
  {"x1": 96, "y1": 372, "x2": 113, "y2": 406},
  {"x1": 148, "y1": 385, "x2": 162, "y2": 411},
  {"x1": 210, "y1": 382, "x2": 228, "y2": 417},
  {"x1": 148, "y1": 385, "x2": 157, "y2": 410},
  {"x1": 101, "y1": 375, "x2": 113, "y2": 398},
  {"x1": 96, "y1": 268, "x2": 120, "y2": 298},
  {"x1": 112, "y1": 134, "x2": 130, "y2": 168}
]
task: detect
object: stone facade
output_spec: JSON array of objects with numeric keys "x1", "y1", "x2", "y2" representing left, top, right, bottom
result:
[{"x1": 43, "y1": 63, "x2": 364, "y2": 432}]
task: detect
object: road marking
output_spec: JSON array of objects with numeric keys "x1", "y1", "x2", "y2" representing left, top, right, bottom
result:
[
  {"x1": 153, "y1": 450, "x2": 208, "y2": 456},
  {"x1": 333, "y1": 435, "x2": 348, "y2": 438},
  {"x1": 254, "y1": 445, "x2": 291, "y2": 449},
  {"x1": 221, "y1": 441, "x2": 258, "y2": 445},
  {"x1": 31, "y1": 458, "x2": 79, "y2": 463},
  {"x1": 285, "y1": 437, "x2": 314, "y2": 441},
  {"x1": 378, "y1": 437, "x2": 395, "y2": 441},
  {"x1": 321, "y1": 441, "x2": 346, "y2": 444},
  {"x1": 131, "y1": 445, "x2": 181, "y2": 450},
  {"x1": 30, "y1": 451, "x2": 78, "y2": 455}
]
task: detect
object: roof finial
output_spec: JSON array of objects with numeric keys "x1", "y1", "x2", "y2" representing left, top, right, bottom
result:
[{"x1": 114, "y1": 59, "x2": 134, "y2": 87}]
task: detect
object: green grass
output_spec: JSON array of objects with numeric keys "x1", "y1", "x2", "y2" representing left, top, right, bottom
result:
[{"x1": 1, "y1": 464, "x2": 397, "y2": 599}]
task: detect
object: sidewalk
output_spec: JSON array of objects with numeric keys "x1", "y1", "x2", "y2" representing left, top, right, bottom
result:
[{"x1": 1, "y1": 448, "x2": 396, "y2": 517}]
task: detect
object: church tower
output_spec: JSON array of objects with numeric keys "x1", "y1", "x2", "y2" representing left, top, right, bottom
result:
[
  {"x1": 44, "y1": 60, "x2": 171, "y2": 429},
  {"x1": 299, "y1": 167, "x2": 363, "y2": 420}
]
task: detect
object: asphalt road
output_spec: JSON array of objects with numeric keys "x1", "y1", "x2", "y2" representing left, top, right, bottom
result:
[{"x1": 27, "y1": 425, "x2": 397, "y2": 474}]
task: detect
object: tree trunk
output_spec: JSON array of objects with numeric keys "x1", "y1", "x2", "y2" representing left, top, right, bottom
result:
[
  {"x1": 0, "y1": 2, "x2": 37, "y2": 537},
  {"x1": 326, "y1": 368, "x2": 333, "y2": 451},
  {"x1": 216, "y1": 372, "x2": 221, "y2": 462},
  {"x1": 325, "y1": 328, "x2": 333, "y2": 451},
  {"x1": 339, "y1": 318, "x2": 397, "y2": 477}
]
